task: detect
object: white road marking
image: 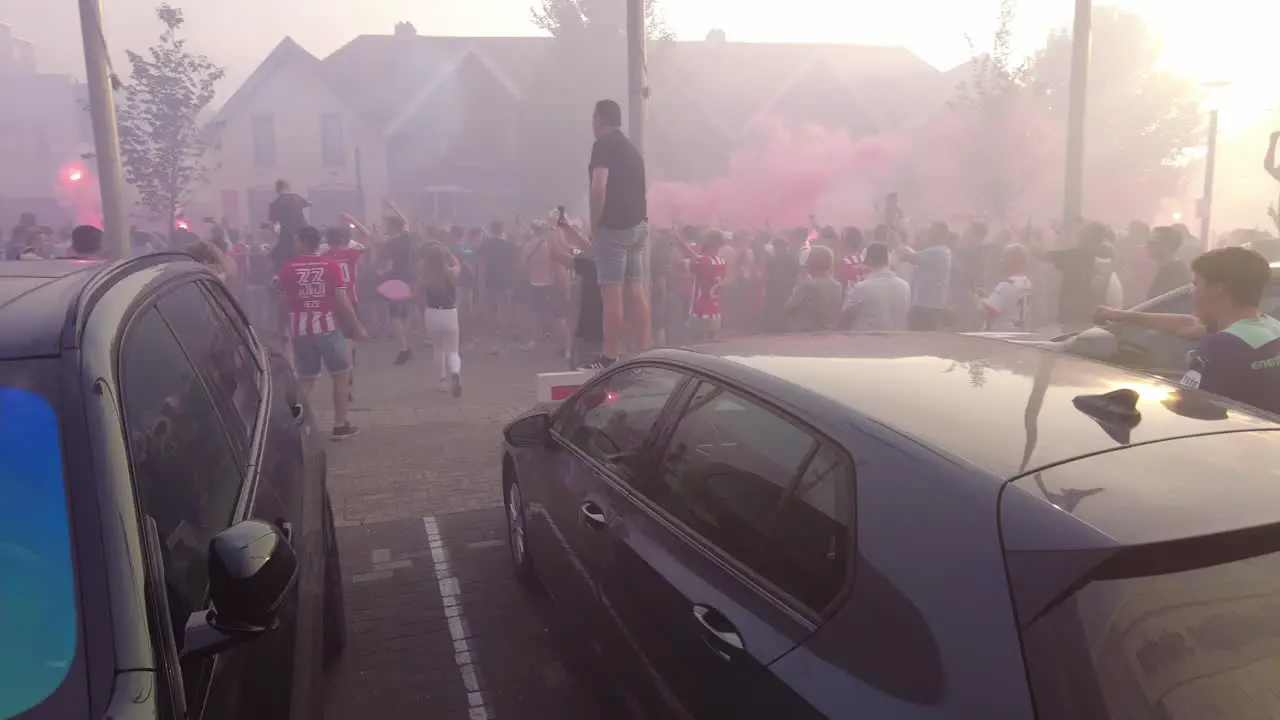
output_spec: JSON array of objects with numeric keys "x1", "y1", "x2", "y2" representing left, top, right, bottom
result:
[{"x1": 423, "y1": 516, "x2": 492, "y2": 720}]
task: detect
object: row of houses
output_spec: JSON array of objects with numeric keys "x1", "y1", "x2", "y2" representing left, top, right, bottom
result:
[
  {"x1": 0, "y1": 20, "x2": 968, "y2": 233},
  {"x1": 197, "y1": 22, "x2": 965, "y2": 229}
]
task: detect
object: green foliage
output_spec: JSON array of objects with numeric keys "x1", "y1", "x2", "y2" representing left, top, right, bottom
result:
[
  {"x1": 530, "y1": 0, "x2": 674, "y2": 41},
  {"x1": 117, "y1": 3, "x2": 225, "y2": 229}
]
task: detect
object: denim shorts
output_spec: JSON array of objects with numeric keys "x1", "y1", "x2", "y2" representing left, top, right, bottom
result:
[
  {"x1": 594, "y1": 223, "x2": 648, "y2": 286},
  {"x1": 293, "y1": 330, "x2": 352, "y2": 378}
]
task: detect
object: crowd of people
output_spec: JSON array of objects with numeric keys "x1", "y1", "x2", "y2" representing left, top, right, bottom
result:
[{"x1": 5, "y1": 102, "x2": 1280, "y2": 437}]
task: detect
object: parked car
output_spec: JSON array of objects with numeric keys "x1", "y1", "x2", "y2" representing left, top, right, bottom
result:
[
  {"x1": 984, "y1": 263, "x2": 1280, "y2": 381},
  {"x1": 501, "y1": 332, "x2": 1280, "y2": 719},
  {"x1": 1, "y1": 256, "x2": 344, "y2": 720}
]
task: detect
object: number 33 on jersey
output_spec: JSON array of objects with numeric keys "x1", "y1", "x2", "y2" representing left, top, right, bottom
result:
[{"x1": 275, "y1": 255, "x2": 348, "y2": 336}]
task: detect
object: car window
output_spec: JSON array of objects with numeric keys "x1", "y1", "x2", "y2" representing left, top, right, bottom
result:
[
  {"x1": 120, "y1": 308, "x2": 245, "y2": 639},
  {"x1": 644, "y1": 382, "x2": 823, "y2": 595},
  {"x1": 158, "y1": 282, "x2": 262, "y2": 457},
  {"x1": 757, "y1": 443, "x2": 853, "y2": 612},
  {"x1": 555, "y1": 366, "x2": 685, "y2": 479},
  {"x1": 0, "y1": 377, "x2": 77, "y2": 719}
]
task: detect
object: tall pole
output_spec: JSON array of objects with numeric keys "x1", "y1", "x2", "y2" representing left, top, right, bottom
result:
[
  {"x1": 1062, "y1": 0, "x2": 1092, "y2": 226},
  {"x1": 625, "y1": 0, "x2": 649, "y2": 281},
  {"x1": 1199, "y1": 108, "x2": 1219, "y2": 250},
  {"x1": 78, "y1": 0, "x2": 129, "y2": 259}
]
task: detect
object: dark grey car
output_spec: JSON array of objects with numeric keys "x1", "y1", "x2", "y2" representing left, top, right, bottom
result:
[{"x1": 501, "y1": 332, "x2": 1280, "y2": 719}]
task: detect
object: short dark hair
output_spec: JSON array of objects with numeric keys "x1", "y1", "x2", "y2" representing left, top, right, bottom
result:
[
  {"x1": 70, "y1": 225, "x2": 103, "y2": 254},
  {"x1": 842, "y1": 227, "x2": 864, "y2": 252},
  {"x1": 296, "y1": 225, "x2": 323, "y2": 251},
  {"x1": 1150, "y1": 225, "x2": 1182, "y2": 249},
  {"x1": 325, "y1": 225, "x2": 351, "y2": 246},
  {"x1": 489, "y1": 220, "x2": 505, "y2": 236},
  {"x1": 1191, "y1": 246, "x2": 1271, "y2": 307},
  {"x1": 385, "y1": 216, "x2": 406, "y2": 233},
  {"x1": 594, "y1": 99, "x2": 623, "y2": 127},
  {"x1": 864, "y1": 242, "x2": 890, "y2": 267},
  {"x1": 275, "y1": 179, "x2": 290, "y2": 193}
]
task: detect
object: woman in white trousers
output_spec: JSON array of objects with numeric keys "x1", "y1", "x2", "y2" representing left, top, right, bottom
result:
[{"x1": 421, "y1": 243, "x2": 463, "y2": 398}]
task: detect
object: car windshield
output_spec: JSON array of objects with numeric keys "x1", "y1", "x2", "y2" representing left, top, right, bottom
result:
[
  {"x1": 0, "y1": 360, "x2": 78, "y2": 718},
  {"x1": 1020, "y1": 548, "x2": 1280, "y2": 719}
]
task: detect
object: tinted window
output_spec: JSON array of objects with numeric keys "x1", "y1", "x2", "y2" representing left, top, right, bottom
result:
[
  {"x1": 759, "y1": 444, "x2": 853, "y2": 611},
  {"x1": 120, "y1": 308, "x2": 245, "y2": 632},
  {"x1": 646, "y1": 383, "x2": 817, "y2": 587},
  {"x1": 556, "y1": 366, "x2": 684, "y2": 478},
  {"x1": 1021, "y1": 550, "x2": 1280, "y2": 720},
  {"x1": 158, "y1": 282, "x2": 261, "y2": 457},
  {"x1": 0, "y1": 381, "x2": 76, "y2": 718}
]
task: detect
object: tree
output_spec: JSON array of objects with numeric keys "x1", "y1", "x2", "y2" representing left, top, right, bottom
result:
[
  {"x1": 117, "y1": 4, "x2": 225, "y2": 231},
  {"x1": 530, "y1": 0, "x2": 675, "y2": 42},
  {"x1": 947, "y1": 0, "x2": 1052, "y2": 220},
  {"x1": 517, "y1": 0, "x2": 673, "y2": 211},
  {"x1": 1027, "y1": 6, "x2": 1203, "y2": 222}
]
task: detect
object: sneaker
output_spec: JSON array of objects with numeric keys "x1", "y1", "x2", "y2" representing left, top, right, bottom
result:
[
  {"x1": 451, "y1": 372, "x2": 463, "y2": 398},
  {"x1": 394, "y1": 349, "x2": 412, "y2": 366},
  {"x1": 332, "y1": 424, "x2": 360, "y2": 441},
  {"x1": 577, "y1": 356, "x2": 617, "y2": 371}
]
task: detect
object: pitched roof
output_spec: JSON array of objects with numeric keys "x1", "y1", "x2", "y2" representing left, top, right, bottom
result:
[
  {"x1": 210, "y1": 37, "x2": 335, "y2": 128},
  {"x1": 218, "y1": 34, "x2": 953, "y2": 138},
  {"x1": 321, "y1": 35, "x2": 548, "y2": 125}
]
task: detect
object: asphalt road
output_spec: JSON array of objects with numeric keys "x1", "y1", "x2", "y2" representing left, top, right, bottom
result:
[{"x1": 313, "y1": 340, "x2": 615, "y2": 719}]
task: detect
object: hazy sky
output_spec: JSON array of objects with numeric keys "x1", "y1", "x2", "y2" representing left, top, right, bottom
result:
[{"x1": 1, "y1": 0, "x2": 1276, "y2": 120}]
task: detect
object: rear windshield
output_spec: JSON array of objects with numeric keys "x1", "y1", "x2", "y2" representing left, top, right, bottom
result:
[
  {"x1": 0, "y1": 374, "x2": 78, "y2": 717},
  {"x1": 1021, "y1": 550, "x2": 1280, "y2": 719}
]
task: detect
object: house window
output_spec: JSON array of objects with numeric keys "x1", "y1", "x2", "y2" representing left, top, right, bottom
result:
[
  {"x1": 320, "y1": 114, "x2": 345, "y2": 167},
  {"x1": 251, "y1": 114, "x2": 276, "y2": 168}
]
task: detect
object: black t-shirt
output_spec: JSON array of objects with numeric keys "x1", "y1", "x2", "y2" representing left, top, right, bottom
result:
[
  {"x1": 574, "y1": 253, "x2": 604, "y2": 341},
  {"x1": 480, "y1": 235, "x2": 519, "y2": 289},
  {"x1": 1148, "y1": 259, "x2": 1192, "y2": 300},
  {"x1": 588, "y1": 130, "x2": 647, "y2": 230},
  {"x1": 383, "y1": 233, "x2": 418, "y2": 282},
  {"x1": 268, "y1": 193, "x2": 309, "y2": 240}
]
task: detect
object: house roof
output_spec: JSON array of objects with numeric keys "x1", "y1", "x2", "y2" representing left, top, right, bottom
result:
[
  {"x1": 322, "y1": 35, "x2": 547, "y2": 124},
  {"x1": 217, "y1": 33, "x2": 954, "y2": 140},
  {"x1": 210, "y1": 37, "x2": 335, "y2": 128}
]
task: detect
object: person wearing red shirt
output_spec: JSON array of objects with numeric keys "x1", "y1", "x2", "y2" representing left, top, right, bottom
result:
[
  {"x1": 275, "y1": 226, "x2": 367, "y2": 441},
  {"x1": 672, "y1": 228, "x2": 728, "y2": 341},
  {"x1": 836, "y1": 226, "x2": 870, "y2": 295},
  {"x1": 326, "y1": 223, "x2": 368, "y2": 397}
]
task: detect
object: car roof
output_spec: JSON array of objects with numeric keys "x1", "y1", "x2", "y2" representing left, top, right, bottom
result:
[
  {"x1": 662, "y1": 332, "x2": 1278, "y2": 479},
  {"x1": 0, "y1": 256, "x2": 198, "y2": 360},
  {"x1": 0, "y1": 261, "x2": 105, "y2": 359}
]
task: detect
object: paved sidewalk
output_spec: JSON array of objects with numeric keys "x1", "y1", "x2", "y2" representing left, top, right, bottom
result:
[{"x1": 316, "y1": 341, "x2": 617, "y2": 719}]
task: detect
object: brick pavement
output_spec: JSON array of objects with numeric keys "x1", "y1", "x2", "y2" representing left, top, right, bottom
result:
[{"x1": 314, "y1": 341, "x2": 619, "y2": 719}]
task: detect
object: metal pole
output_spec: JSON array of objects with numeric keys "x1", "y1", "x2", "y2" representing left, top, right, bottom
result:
[
  {"x1": 625, "y1": 0, "x2": 647, "y2": 156},
  {"x1": 78, "y1": 0, "x2": 128, "y2": 259},
  {"x1": 1200, "y1": 108, "x2": 1219, "y2": 250},
  {"x1": 1062, "y1": 0, "x2": 1091, "y2": 226},
  {"x1": 625, "y1": 0, "x2": 650, "y2": 290}
]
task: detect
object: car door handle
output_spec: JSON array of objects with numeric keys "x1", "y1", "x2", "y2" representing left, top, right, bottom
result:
[
  {"x1": 580, "y1": 502, "x2": 607, "y2": 530},
  {"x1": 693, "y1": 604, "x2": 745, "y2": 657},
  {"x1": 291, "y1": 403, "x2": 305, "y2": 425}
]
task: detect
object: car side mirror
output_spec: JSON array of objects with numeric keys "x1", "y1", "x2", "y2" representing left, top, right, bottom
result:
[
  {"x1": 1066, "y1": 326, "x2": 1120, "y2": 359},
  {"x1": 181, "y1": 519, "x2": 298, "y2": 661},
  {"x1": 504, "y1": 412, "x2": 552, "y2": 448}
]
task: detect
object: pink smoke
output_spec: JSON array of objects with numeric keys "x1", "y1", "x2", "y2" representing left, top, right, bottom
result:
[{"x1": 649, "y1": 96, "x2": 1181, "y2": 231}]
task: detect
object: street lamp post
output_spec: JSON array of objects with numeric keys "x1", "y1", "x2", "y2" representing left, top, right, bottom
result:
[
  {"x1": 1198, "y1": 81, "x2": 1231, "y2": 251},
  {"x1": 1063, "y1": 0, "x2": 1092, "y2": 226},
  {"x1": 77, "y1": 0, "x2": 129, "y2": 259}
]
